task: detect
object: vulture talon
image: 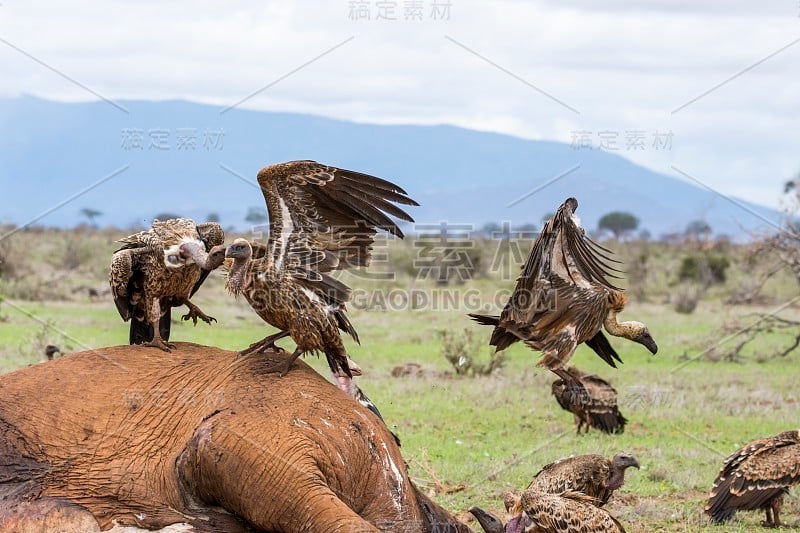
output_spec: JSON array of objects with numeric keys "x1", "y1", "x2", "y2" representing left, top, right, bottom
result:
[{"x1": 145, "y1": 339, "x2": 174, "y2": 352}]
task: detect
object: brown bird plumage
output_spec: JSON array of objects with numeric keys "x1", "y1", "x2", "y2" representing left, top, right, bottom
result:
[
  {"x1": 469, "y1": 197, "x2": 657, "y2": 389},
  {"x1": 705, "y1": 429, "x2": 800, "y2": 527},
  {"x1": 470, "y1": 490, "x2": 626, "y2": 533},
  {"x1": 552, "y1": 366, "x2": 628, "y2": 434},
  {"x1": 526, "y1": 453, "x2": 640, "y2": 507},
  {"x1": 110, "y1": 218, "x2": 225, "y2": 351},
  {"x1": 225, "y1": 160, "x2": 417, "y2": 383}
]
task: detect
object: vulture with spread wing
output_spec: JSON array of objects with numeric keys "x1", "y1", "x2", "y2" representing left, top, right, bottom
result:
[
  {"x1": 526, "y1": 453, "x2": 639, "y2": 507},
  {"x1": 552, "y1": 366, "x2": 628, "y2": 434},
  {"x1": 705, "y1": 429, "x2": 800, "y2": 527},
  {"x1": 469, "y1": 197, "x2": 657, "y2": 389},
  {"x1": 470, "y1": 490, "x2": 626, "y2": 533},
  {"x1": 225, "y1": 160, "x2": 417, "y2": 399},
  {"x1": 110, "y1": 218, "x2": 225, "y2": 350}
]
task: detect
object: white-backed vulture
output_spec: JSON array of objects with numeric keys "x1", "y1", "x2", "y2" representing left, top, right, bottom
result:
[
  {"x1": 110, "y1": 218, "x2": 225, "y2": 350},
  {"x1": 470, "y1": 490, "x2": 626, "y2": 533},
  {"x1": 705, "y1": 429, "x2": 800, "y2": 527},
  {"x1": 224, "y1": 160, "x2": 417, "y2": 400},
  {"x1": 526, "y1": 453, "x2": 640, "y2": 506},
  {"x1": 469, "y1": 197, "x2": 657, "y2": 393},
  {"x1": 552, "y1": 366, "x2": 627, "y2": 434}
]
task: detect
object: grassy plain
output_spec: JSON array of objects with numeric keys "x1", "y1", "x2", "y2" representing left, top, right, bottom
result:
[{"x1": 1, "y1": 228, "x2": 799, "y2": 531}]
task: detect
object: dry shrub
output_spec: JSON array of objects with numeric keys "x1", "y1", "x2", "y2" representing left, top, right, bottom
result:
[{"x1": 439, "y1": 328, "x2": 505, "y2": 376}]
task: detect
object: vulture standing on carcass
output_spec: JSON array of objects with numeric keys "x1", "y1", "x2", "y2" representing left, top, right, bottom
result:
[
  {"x1": 110, "y1": 218, "x2": 225, "y2": 351},
  {"x1": 224, "y1": 160, "x2": 417, "y2": 403},
  {"x1": 469, "y1": 197, "x2": 657, "y2": 394},
  {"x1": 469, "y1": 490, "x2": 626, "y2": 533},
  {"x1": 552, "y1": 366, "x2": 628, "y2": 434},
  {"x1": 705, "y1": 429, "x2": 800, "y2": 527},
  {"x1": 526, "y1": 453, "x2": 640, "y2": 506}
]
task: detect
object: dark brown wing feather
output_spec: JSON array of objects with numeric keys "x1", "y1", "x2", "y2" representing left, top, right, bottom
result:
[
  {"x1": 515, "y1": 490, "x2": 626, "y2": 532},
  {"x1": 474, "y1": 198, "x2": 625, "y2": 369},
  {"x1": 705, "y1": 430, "x2": 800, "y2": 522},
  {"x1": 257, "y1": 160, "x2": 417, "y2": 290}
]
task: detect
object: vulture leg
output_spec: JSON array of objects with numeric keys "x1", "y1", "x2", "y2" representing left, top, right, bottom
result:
[
  {"x1": 763, "y1": 495, "x2": 782, "y2": 528},
  {"x1": 144, "y1": 299, "x2": 174, "y2": 352},
  {"x1": 239, "y1": 330, "x2": 291, "y2": 355},
  {"x1": 179, "y1": 299, "x2": 216, "y2": 325},
  {"x1": 259, "y1": 346, "x2": 304, "y2": 376}
]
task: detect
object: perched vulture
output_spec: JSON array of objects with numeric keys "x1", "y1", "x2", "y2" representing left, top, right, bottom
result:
[
  {"x1": 224, "y1": 160, "x2": 417, "y2": 399},
  {"x1": 469, "y1": 197, "x2": 657, "y2": 392},
  {"x1": 705, "y1": 429, "x2": 800, "y2": 527},
  {"x1": 110, "y1": 218, "x2": 225, "y2": 351},
  {"x1": 469, "y1": 490, "x2": 626, "y2": 533},
  {"x1": 552, "y1": 366, "x2": 627, "y2": 434},
  {"x1": 526, "y1": 453, "x2": 640, "y2": 507}
]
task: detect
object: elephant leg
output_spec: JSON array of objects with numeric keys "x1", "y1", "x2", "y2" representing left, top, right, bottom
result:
[{"x1": 178, "y1": 414, "x2": 379, "y2": 532}]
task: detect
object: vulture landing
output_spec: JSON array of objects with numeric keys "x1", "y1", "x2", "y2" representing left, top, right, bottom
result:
[
  {"x1": 110, "y1": 218, "x2": 225, "y2": 351},
  {"x1": 224, "y1": 160, "x2": 417, "y2": 404},
  {"x1": 469, "y1": 197, "x2": 657, "y2": 394},
  {"x1": 705, "y1": 429, "x2": 800, "y2": 527}
]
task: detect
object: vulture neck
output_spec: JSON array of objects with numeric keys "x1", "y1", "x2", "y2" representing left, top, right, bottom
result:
[
  {"x1": 606, "y1": 467, "x2": 627, "y2": 490},
  {"x1": 226, "y1": 257, "x2": 249, "y2": 294},
  {"x1": 603, "y1": 310, "x2": 640, "y2": 341}
]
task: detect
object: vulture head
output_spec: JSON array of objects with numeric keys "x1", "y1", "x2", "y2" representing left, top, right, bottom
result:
[
  {"x1": 174, "y1": 241, "x2": 226, "y2": 271},
  {"x1": 196, "y1": 222, "x2": 225, "y2": 249},
  {"x1": 225, "y1": 238, "x2": 253, "y2": 261},
  {"x1": 607, "y1": 452, "x2": 640, "y2": 490},
  {"x1": 629, "y1": 322, "x2": 658, "y2": 354},
  {"x1": 468, "y1": 506, "x2": 505, "y2": 533}
]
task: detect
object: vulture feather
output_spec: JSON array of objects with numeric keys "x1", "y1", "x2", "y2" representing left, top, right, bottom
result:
[
  {"x1": 526, "y1": 453, "x2": 639, "y2": 507},
  {"x1": 705, "y1": 429, "x2": 800, "y2": 527},
  {"x1": 109, "y1": 218, "x2": 225, "y2": 351},
  {"x1": 469, "y1": 197, "x2": 657, "y2": 392},
  {"x1": 224, "y1": 160, "x2": 417, "y2": 406},
  {"x1": 552, "y1": 366, "x2": 628, "y2": 434},
  {"x1": 470, "y1": 490, "x2": 626, "y2": 533}
]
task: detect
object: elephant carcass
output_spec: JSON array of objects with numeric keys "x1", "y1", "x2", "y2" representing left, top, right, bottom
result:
[{"x1": 0, "y1": 343, "x2": 469, "y2": 532}]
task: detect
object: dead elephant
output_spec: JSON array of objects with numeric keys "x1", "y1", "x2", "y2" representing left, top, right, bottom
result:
[{"x1": 0, "y1": 343, "x2": 470, "y2": 532}]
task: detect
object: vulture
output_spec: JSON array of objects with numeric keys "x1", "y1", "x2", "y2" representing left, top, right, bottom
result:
[
  {"x1": 705, "y1": 429, "x2": 800, "y2": 527},
  {"x1": 526, "y1": 453, "x2": 640, "y2": 507},
  {"x1": 469, "y1": 197, "x2": 657, "y2": 392},
  {"x1": 551, "y1": 366, "x2": 627, "y2": 434},
  {"x1": 44, "y1": 345, "x2": 61, "y2": 360},
  {"x1": 469, "y1": 490, "x2": 626, "y2": 533},
  {"x1": 224, "y1": 160, "x2": 417, "y2": 398},
  {"x1": 110, "y1": 218, "x2": 225, "y2": 351}
]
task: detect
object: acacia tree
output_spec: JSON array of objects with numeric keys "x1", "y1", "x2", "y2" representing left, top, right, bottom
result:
[
  {"x1": 598, "y1": 211, "x2": 639, "y2": 240},
  {"x1": 244, "y1": 207, "x2": 267, "y2": 225},
  {"x1": 80, "y1": 207, "x2": 103, "y2": 228}
]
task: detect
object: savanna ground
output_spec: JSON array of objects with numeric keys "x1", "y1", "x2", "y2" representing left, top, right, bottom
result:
[{"x1": 1, "y1": 226, "x2": 799, "y2": 532}]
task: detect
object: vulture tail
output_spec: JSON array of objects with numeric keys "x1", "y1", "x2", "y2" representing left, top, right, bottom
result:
[
  {"x1": 353, "y1": 382, "x2": 402, "y2": 446},
  {"x1": 590, "y1": 408, "x2": 627, "y2": 434},
  {"x1": 584, "y1": 331, "x2": 622, "y2": 368},
  {"x1": 129, "y1": 308, "x2": 171, "y2": 345},
  {"x1": 468, "y1": 313, "x2": 520, "y2": 351}
]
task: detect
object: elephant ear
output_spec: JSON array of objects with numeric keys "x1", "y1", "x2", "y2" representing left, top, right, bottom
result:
[{"x1": 411, "y1": 483, "x2": 472, "y2": 533}]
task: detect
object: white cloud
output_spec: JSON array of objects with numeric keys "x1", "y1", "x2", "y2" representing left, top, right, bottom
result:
[{"x1": 0, "y1": 0, "x2": 797, "y2": 207}]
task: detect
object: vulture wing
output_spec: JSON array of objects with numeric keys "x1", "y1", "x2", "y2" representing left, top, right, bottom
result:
[
  {"x1": 706, "y1": 430, "x2": 800, "y2": 522},
  {"x1": 514, "y1": 490, "x2": 626, "y2": 533},
  {"x1": 256, "y1": 160, "x2": 417, "y2": 302},
  {"x1": 581, "y1": 373, "x2": 627, "y2": 434}
]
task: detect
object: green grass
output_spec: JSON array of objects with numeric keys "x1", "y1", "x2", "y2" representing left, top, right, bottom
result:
[{"x1": 1, "y1": 230, "x2": 799, "y2": 531}]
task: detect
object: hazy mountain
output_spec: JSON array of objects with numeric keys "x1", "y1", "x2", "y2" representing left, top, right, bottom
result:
[{"x1": 0, "y1": 96, "x2": 782, "y2": 240}]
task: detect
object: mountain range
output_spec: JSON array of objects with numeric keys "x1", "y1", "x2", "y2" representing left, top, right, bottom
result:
[{"x1": 0, "y1": 96, "x2": 783, "y2": 240}]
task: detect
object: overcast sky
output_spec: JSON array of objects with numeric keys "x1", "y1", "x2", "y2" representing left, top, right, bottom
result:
[{"x1": 1, "y1": 0, "x2": 798, "y2": 208}]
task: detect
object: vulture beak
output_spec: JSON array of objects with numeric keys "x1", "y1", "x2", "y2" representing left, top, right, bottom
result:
[
  {"x1": 638, "y1": 332, "x2": 658, "y2": 355},
  {"x1": 468, "y1": 506, "x2": 505, "y2": 533}
]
